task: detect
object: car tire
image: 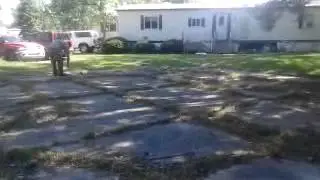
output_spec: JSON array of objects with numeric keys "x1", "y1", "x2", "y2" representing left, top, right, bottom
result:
[
  {"x1": 79, "y1": 44, "x2": 89, "y2": 53},
  {"x1": 44, "y1": 50, "x2": 50, "y2": 60},
  {"x1": 4, "y1": 50, "x2": 21, "y2": 61}
]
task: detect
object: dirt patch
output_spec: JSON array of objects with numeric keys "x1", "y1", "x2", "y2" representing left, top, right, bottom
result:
[
  {"x1": 198, "y1": 108, "x2": 320, "y2": 163},
  {"x1": 266, "y1": 127, "x2": 320, "y2": 161},
  {"x1": 205, "y1": 158, "x2": 320, "y2": 180},
  {"x1": 17, "y1": 82, "x2": 36, "y2": 95},
  {"x1": 0, "y1": 147, "x2": 48, "y2": 179}
]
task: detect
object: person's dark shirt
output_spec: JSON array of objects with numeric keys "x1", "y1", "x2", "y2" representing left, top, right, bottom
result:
[{"x1": 48, "y1": 40, "x2": 69, "y2": 56}]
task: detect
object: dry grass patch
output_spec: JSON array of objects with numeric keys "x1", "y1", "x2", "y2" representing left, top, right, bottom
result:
[{"x1": 0, "y1": 100, "x2": 87, "y2": 132}]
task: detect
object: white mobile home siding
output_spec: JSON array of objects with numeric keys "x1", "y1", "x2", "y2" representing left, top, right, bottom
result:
[
  {"x1": 118, "y1": 7, "x2": 320, "y2": 41},
  {"x1": 117, "y1": 5, "x2": 320, "y2": 52},
  {"x1": 118, "y1": 9, "x2": 233, "y2": 42}
]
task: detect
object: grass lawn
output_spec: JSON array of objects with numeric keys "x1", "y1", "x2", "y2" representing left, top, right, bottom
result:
[{"x1": 0, "y1": 53, "x2": 320, "y2": 76}]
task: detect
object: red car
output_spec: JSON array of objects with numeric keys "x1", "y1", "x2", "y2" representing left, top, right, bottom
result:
[{"x1": 0, "y1": 36, "x2": 46, "y2": 61}]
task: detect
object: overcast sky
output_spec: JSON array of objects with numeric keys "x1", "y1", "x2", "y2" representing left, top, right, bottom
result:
[
  {"x1": 0, "y1": 0, "x2": 267, "y2": 25},
  {"x1": 0, "y1": 0, "x2": 19, "y2": 25}
]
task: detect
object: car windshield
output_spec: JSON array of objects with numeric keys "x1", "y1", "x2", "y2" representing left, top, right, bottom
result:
[
  {"x1": 56, "y1": 33, "x2": 70, "y2": 40},
  {"x1": 2, "y1": 36, "x2": 20, "y2": 42}
]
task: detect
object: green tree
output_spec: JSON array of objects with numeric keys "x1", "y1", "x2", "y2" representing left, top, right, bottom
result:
[
  {"x1": 251, "y1": 0, "x2": 285, "y2": 31},
  {"x1": 254, "y1": 0, "x2": 312, "y2": 30},
  {"x1": 37, "y1": 0, "x2": 58, "y2": 30},
  {"x1": 14, "y1": 0, "x2": 41, "y2": 36},
  {"x1": 48, "y1": 0, "x2": 100, "y2": 30},
  {"x1": 284, "y1": 0, "x2": 312, "y2": 28},
  {"x1": 46, "y1": 0, "x2": 195, "y2": 36}
]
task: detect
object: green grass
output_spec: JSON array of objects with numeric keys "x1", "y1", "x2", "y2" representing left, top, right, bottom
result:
[{"x1": 1, "y1": 53, "x2": 320, "y2": 76}]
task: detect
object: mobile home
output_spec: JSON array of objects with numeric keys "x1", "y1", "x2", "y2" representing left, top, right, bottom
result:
[{"x1": 115, "y1": 2, "x2": 320, "y2": 52}]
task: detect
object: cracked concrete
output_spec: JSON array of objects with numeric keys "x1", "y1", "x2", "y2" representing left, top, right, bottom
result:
[
  {"x1": 51, "y1": 123, "x2": 250, "y2": 165},
  {"x1": 0, "y1": 95, "x2": 172, "y2": 150},
  {"x1": 1, "y1": 68, "x2": 319, "y2": 179},
  {"x1": 205, "y1": 158, "x2": 320, "y2": 180}
]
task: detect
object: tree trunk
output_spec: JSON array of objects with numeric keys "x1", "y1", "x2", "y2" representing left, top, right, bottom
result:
[{"x1": 99, "y1": 0, "x2": 106, "y2": 39}]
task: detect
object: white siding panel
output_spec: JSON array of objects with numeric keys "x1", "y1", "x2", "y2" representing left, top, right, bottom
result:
[
  {"x1": 118, "y1": 10, "x2": 219, "y2": 42},
  {"x1": 118, "y1": 7, "x2": 320, "y2": 42}
]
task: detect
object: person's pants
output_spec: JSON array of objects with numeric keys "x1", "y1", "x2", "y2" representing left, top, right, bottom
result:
[
  {"x1": 50, "y1": 53, "x2": 68, "y2": 76},
  {"x1": 66, "y1": 53, "x2": 70, "y2": 68},
  {"x1": 50, "y1": 57, "x2": 64, "y2": 76},
  {"x1": 49, "y1": 50, "x2": 70, "y2": 71}
]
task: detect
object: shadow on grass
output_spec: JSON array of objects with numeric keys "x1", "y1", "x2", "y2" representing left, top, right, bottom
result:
[
  {"x1": 1, "y1": 54, "x2": 320, "y2": 77},
  {"x1": 0, "y1": 60, "x2": 50, "y2": 78},
  {"x1": 69, "y1": 54, "x2": 320, "y2": 77},
  {"x1": 70, "y1": 54, "x2": 196, "y2": 71}
]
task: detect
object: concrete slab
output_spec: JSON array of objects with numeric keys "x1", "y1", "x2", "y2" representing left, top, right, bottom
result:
[
  {"x1": 11, "y1": 76, "x2": 53, "y2": 83},
  {"x1": 238, "y1": 101, "x2": 320, "y2": 131},
  {"x1": 76, "y1": 69, "x2": 162, "y2": 78},
  {"x1": 0, "y1": 95, "x2": 172, "y2": 150},
  {"x1": 26, "y1": 167, "x2": 118, "y2": 180},
  {"x1": 32, "y1": 81, "x2": 101, "y2": 99},
  {"x1": 205, "y1": 158, "x2": 320, "y2": 180},
  {"x1": 0, "y1": 80, "x2": 101, "y2": 108},
  {"x1": 0, "y1": 85, "x2": 29, "y2": 108},
  {"x1": 86, "y1": 76, "x2": 172, "y2": 94},
  {"x1": 128, "y1": 87, "x2": 224, "y2": 111},
  {"x1": 52, "y1": 123, "x2": 250, "y2": 165},
  {"x1": 159, "y1": 71, "x2": 230, "y2": 85}
]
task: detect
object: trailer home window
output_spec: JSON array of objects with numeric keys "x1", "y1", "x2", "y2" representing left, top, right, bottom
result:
[
  {"x1": 219, "y1": 16, "x2": 225, "y2": 26},
  {"x1": 188, "y1": 18, "x2": 205, "y2": 27},
  {"x1": 145, "y1": 16, "x2": 158, "y2": 29},
  {"x1": 106, "y1": 23, "x2": 117, "y2": 32},
  {"x1": 141, "y1": 15, "x2": 163, "y2": 30}
]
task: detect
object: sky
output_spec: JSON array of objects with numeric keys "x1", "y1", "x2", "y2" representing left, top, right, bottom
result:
[
  {"x1": 0, "y1": 0, "x2": 19, "y2": 25},
  {"x1": 0, "y1": 0, "x2": 268, "y2": 26}
]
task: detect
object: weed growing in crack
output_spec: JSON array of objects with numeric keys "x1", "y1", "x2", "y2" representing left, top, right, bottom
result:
[
  {"x1": 18, "y1": 82, "x2": 35, "y2": 95},
  {"x1": 0, "y1": 147, "x2": 48, "y2": 179},
  {"x1": 35, "y1": 150, "x2": 261, "y2": 180},
  {"x1": 207, "y1": 113, "x2": 279, "y2": 142},
  {"x1": 266, "y1": 127, "x2": 320, "y2": 162},
  {"x1": 82, "y1": 132, "x2": 97, "y2": 140}
]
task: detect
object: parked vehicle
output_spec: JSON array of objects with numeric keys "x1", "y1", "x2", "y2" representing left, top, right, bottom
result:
[
  {"x1": 7, "y1": 28, "x2": 21, "y2": 38},
  {"x1": 0, "y1": 35, "x2": 46, "y2": 61},
  {"x1": 26, "y1": 31, "x2": 73, "y2": 60},
  {"x1": 66, "y1": 30, "x2": 100, "y2": 53}
]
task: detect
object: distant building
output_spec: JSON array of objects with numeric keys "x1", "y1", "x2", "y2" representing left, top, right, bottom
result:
[
  {"x1": 7, "y1": 28, "x2": 21, "y2": 38},
  {"x1": 0, "y1": 26, "x2": 7, "y2": 35}
]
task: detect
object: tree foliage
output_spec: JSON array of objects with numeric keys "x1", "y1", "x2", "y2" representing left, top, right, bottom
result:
[
  {"x1": 48, "y1": 0, "x2": 100, "y2": 30},
  {"x1": 254, "y1": 0, "x2": 312, "y2": 31},
  {"x1": 284, "y1": 0, "x2": 312, "y2": 28},
  {"x1": 12, "y1": 0, "x2": 197, "y2": 34},
  {"x1": 14, "y1": 0, "x2": 41, "y2": 36}
]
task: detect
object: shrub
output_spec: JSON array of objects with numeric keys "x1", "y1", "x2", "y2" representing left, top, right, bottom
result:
[
  {"x1": 102, "y1": 37, "x2": 129, "y2": 54},
  {"x1": 160, "y1": 39, "x2": 184, "y2": 53},
  {"x1": 134, "y1": 42, "x2": 156, "y2": 53}
]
